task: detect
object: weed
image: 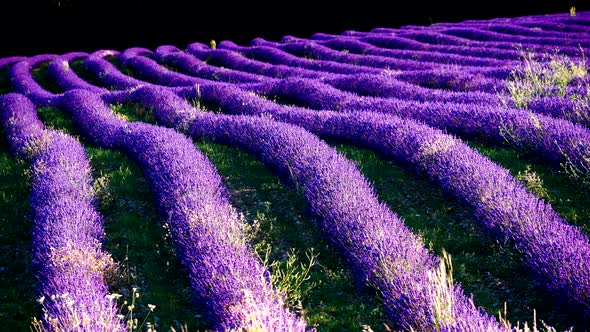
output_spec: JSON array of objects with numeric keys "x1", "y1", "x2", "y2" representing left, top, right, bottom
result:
[
  {"x1": 516, "y1": 165, "x2": 550, "y2": 200},
  {"x1": 262, "y1": 247, "x2": 318, "y2": 310},
  {"x1": 504, "y1": 50, "x2": 588, "y2": 109}
]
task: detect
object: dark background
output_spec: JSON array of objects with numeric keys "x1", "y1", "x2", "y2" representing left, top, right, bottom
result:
[{"x1": 0, "y1": 0, "x2": 587, "y2": 57}]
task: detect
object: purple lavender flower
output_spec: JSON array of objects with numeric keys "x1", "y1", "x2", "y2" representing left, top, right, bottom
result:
[
  {"x1": 59, "y1": 89, "x2": 306, "y2": 331},
  {"x1": 47, "y1": 52, "x2": 109, "y2": 94},
  {"x1": 174, "y1": 83, "x2": 590, "y2": 318},
  {"x1": 122, "y1": 85, "x2": 508, "y2": 331},
  {"x1": 8, "y1": 55, "x2": 61, "y2": 106}
]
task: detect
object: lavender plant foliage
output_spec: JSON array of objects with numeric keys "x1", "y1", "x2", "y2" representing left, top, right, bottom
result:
[
  {"x1": 82, "y1": 51, "x2": 147, "y2": 90},
  {"x1": 249, "y1": 37, "x2": 439, "y2": 71},
  {"x1": 0, "y1": 93, "x2": 124, "y2": 331},
  {"x1": 153, "y1": 45, "x2": 264, "y2": 83},
  {"x1": 0, "y1": 56, "x2": 27, "y2": 70},
  {"x1": 296, "y1": 35, "x2": 510, "y2": 67},
  {"x1": 176, "y1": 83, "x2": 590, "y2": 318},
  {"x1": 432, "y1": 27, "x2": 590, "y2": 48},
  {"x1": 47, "y1": 52, "x2": 109, "y2": 94},
  {"x1": 218, "y1": 41, "x2": 384, "y2": 75},
  {"x1": 8, "y1": 55, "x2": 61, "y2": 107},
  {"x1": 244, "y1": 77, "x2": 590, "y2": 182},
  {"x1": 58, "y1": 89, "x2": 306, "y2": 331},
  {"x1": 118, "y1": 48, "x2": 209, "y2": 87},
  {"x1": 371, "y1": 30, "x2": 590, "y2": 58},
  {"x1": 350, "y1": 34, "x2": 525, "y2": 60},
  {"x1": 123, "y1": 85, "x2": 507, "y2": 331},
  {"x1": 166, "y1": 46, "x2": 502, "y2": 105},
  {"x1": 186, "y1": 42, "x2": 327, "y2": 79},
  {"x1": 47, "y1": 41, "x2": 590, "y2": 187}
]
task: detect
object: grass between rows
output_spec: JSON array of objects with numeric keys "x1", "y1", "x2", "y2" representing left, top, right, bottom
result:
[
  {"x1": 34, "y1": 105, "x2": 390, "y2": 331},
  {"x1": 0, "y1": 125, "x2": 36, "y2": 331}
]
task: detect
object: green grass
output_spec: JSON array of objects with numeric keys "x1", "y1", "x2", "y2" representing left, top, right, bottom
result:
[
  {"x1": 69, "y1": 60, "x2": 112, "y2": 90},
  {"x1": 0, "y1": 68, "x2": 10, "y2": 95},
  {"x1": 0, "y1": 126, "x2": 36, "y2": 331},
  {"x1": 31, "y1": 62, "x2": 64, "y2": 94}
]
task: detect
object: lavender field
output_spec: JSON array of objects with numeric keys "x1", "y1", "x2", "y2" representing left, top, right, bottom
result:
[{"x1": 2, "y1": 10, "x2": 590, "y2": 332}]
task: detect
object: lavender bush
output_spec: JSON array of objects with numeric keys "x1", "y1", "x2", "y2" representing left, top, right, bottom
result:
[{"x1": 0, "y1": 93, "x2": 124, "y2": 331}]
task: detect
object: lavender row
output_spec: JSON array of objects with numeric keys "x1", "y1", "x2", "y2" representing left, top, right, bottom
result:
[
  {"x1": 64, "y1": 46, "x2": 501, "y2": 109},
  {"x1": 0, "y1": 56, "x2": 27, "y2": 70},
  {"x1": 58, "y1": 90, "x2": 306, "y2": 331},
  {"x1": 183, "y1": 43, "x2": 511, "y2": 98},
  {"x1": 207, "y1": 41, "x2": 513, "y2": 92},
  {"x1": 42, "y1": 52, "x2": 506, "y2": 330},
  {"x1": 153, "y1": 45, "x2": 265, "y2": 83},
  {"x1": 143, "y1": 47, "x2": 502, "y2": 106},
  {"x1": 0, "y1": 93, "x2": 124, "y2": 331},
  {"x1": 426, "y1": 12, "x2": 590, "y2": 33},
  {"x1": 282, "y1": 34, "x2": 511, "y2": 67},
  {"x1": 249, "y1": 37, "x2": 507, "y2": 73},
  {"x1": 8, "y1": 55, "x2": 60, "y2": 106},
  {"x1": 215, "y1": 41, "x2": 385, "y2": 75},
  {"x1": 82, "y1": 50, "x2": 146, "y2": 90},
  {"x1": 248, "y1": 37, "x2": 448, "y2": 71},
  {"x1": 406, "y1": 26, "x2": 590, "y2": 48},
  {"x1": 123, "y1": 85, "x2": 506, "y2": 331},
  {"x1": 352, "y1": 30, "x2": 590, "y2": 58},
  {"x1": 425, "y1": 21, "x2": 590, "y2": 38},
  {"x1": 51, "y1": 50, "x2": 590, "y2": 183},
  {"x1": 311, "y1": 32, "x2": 527, "y2": 60},
  {"x1": 181, "y1": 43, "x2": 330, "y2": 79},
  {"x1": 218, "y1": 40, "x2": 512, "y2": 80},
  {"x1": 48, "y1": 53, "x2": 109, "y2": 94},
  {"x1": 145, "y1": 47, "x2": 590, "y2": 126},
  {"x1": 11, "y1": 54, "x2": 306, "y2": 329},
  {"x1": 175, "y1": 82, "x2": 590, "y2": 317},
  {"x1": 189, "y1": 43, "x2": 509, "y2": 97},
  {"x1": 241, "y1": 77, "x2": 590, "y2": 182}
]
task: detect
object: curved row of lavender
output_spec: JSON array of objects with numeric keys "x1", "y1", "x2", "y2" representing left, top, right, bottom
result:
[
  {"x1": 47, "y1": 52, "x2": 109, "y2": 94},
  {"x1": 8, "y1": 54, "x2": 60, "y2": 106},
  {"x1": 10, "y1": 27, "x2": 590, "y2": 187},
  {"x1": 0, "y1": 93, "x2": 124, "y2": 331},
  {"x1": 56, "y1": 89, "x2": 306, "y2": 331},
  {"x1": 3, "y1": 10, "x2": 590, "y2": 329},
  {"x1": 206, "y1": 36, "x2": 588, "y2": 124},
  {"x1": 213, "y1": 40, "x2": 514, "y2": 87},
  {"x1": 0, "y1": 56, "x2": 27, "y2": 69},
  {"x1": 122, "y1": 85, "x2": 508, "y2": 331},
  {"x1": 244, "y1": 37, "x2": 512, "y2": 76},
  {"x1": 173, "y1": 83, "x2": 590, "y2": 317},
  {"x1": 38, "y1": 53, "x2": 508, "y2": 330},
  {"x1": 167, "y1": 44, "x2": 505, "y2": 105},
  {"x1": 18, "y1": 45, "x2": 589, "y2": 135},
  {"x1": 3, "y1": 55, "x2": 310, "y2": 330},
  {"x1": 173, "y1": 44, "x2": 588, "y2": 125},
  {"x1": 51, "y1": 45, "x2": 590, "y2": 321},
  {"x1": 345, "y1": 27, "x2": 590, "y2": 58},
  {"x1": 59, "y1": 47, "x2": 590, "y2": 186}
]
